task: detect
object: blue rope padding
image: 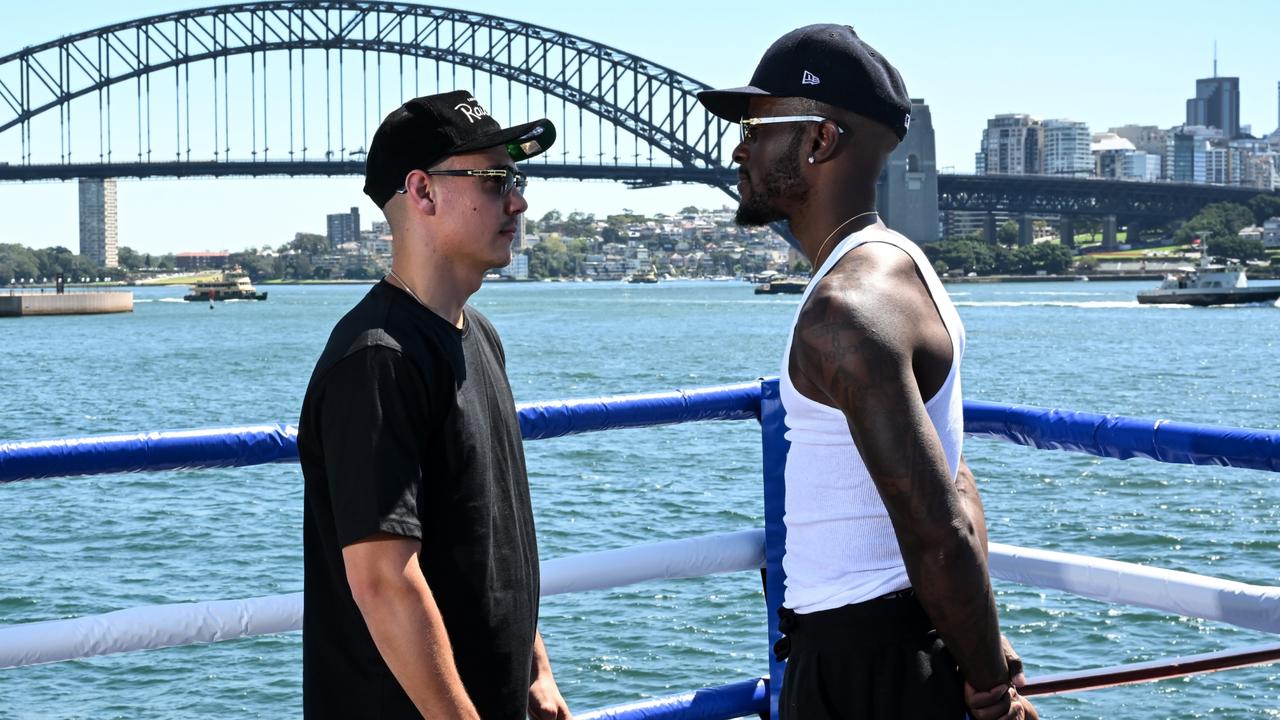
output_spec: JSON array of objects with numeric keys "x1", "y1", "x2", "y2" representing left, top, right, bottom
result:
[
  {"x1": 965, "y1": 400, "x2": 1280, "y2": 473},
  {"x1": 577, "y1": 677, "x2": 768, "y2": 720},
  {"x1": 517, "y1": 381, "x2": 762, "y2": 440},
  {"x1": 0, "y1": 424, "x2": 300, "y2": 484},
  {"x1": 3, "y1": 381, "x2": 1278, "y2": 483},
  {"x1": 759, "y1": 378, "x2": 790, "y2": 718}
]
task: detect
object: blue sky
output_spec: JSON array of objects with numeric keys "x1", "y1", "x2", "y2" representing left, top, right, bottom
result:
[{"x1": 0, "y1": 0, "x2": 1277, "y2": 255}]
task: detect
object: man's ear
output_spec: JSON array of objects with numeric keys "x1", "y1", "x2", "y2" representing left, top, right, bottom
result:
[
  {"x1": 403, "y1": 170, "x2": 437, "y2": 215},
  {"x1": 809, "y1": 121, "x2": 843, "y2": 164}
]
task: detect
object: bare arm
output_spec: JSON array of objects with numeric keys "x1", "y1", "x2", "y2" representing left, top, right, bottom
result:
[
  {"x1": 344, "y1": 534, "x2": 480, "y2": 720},
  {"x1": 528, "y1": 630, "x2": 572, "y2": 719},
  {"x1": 793, "y1": 264, "x2": 1010, "y2": 693},
  {"x1": 956, "y1": 456, "x2": 989, "y2": 558}
]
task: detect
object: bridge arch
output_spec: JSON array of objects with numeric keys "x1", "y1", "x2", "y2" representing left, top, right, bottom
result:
[{"x1": 0, "y1": 2, "x2": 736, "y2": 190}]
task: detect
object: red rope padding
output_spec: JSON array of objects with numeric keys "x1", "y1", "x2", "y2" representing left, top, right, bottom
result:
[{"x1": 1022, "y1": 642, "x2": 1280, "y2": 697}]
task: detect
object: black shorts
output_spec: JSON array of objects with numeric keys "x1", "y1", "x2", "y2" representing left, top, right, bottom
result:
[{"x1": 777, "y1": 590, "x2": 967, "y2": 720}]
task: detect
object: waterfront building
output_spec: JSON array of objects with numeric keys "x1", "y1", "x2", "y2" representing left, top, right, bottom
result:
[
  {"x1": 1091, "y1": 132, "x2": 1137, "y2": 179},
  {"x1": 1043, "y1": 119, "x2": 1092, "y2": 177},
  {"x1": 1263, "y1": 217, "x2": 1280, "y2": 249},
  {"x1": 361, "y1": 236, "x2": 392, "y2": 257},
  {"x1": 500, "y1": 253, "x2": 530, "y2": 280},
  {"x1": 877, "y1": 99, "x2": 939, "y2": 243},
  {"x1": 1110, "y1": 125, "x2": 1169, "y2": 160},
  {"x1": 1237, "y1": 150, "x2": 1278, "y2": 190},
  {"x1": 1092, "y1": 133, "x2": 1162, "y2": 182},
  {"x1": 175, "y1": 251, "x2": 230, "y2": 270},
  {"x1": 942, "y1": 210, "x2": 1012, "y2": 240},
  {"x1": 1205, "y1": 144, "x2": 1240, "y2": 186},
  {"x1": 1186, "y1": 76, "x2": 1241, "y2": 139},
  {"x1": 326, "y1": 207, "x2": 361, "y2": 248},
  {"x1": 1125, "y1": 152, "x2": 1163, "y2": 182},
  {"x1": 78, "y1": 178, "x2": 118, "y2": 268},
  {"x1": 979, "y1": 114, "x2": 1043, "y2": 175},
  {"x1": 1238, "y1": 225, "x2": 1264, "y2": 243}
]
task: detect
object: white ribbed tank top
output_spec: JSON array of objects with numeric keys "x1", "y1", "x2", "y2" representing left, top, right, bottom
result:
[{"x1": 780, "y1": 224, "x2": 966, "y2": 614}]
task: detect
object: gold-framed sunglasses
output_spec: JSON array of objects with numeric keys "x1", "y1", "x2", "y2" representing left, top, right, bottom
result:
[
  {"x1": 398, "y1": 167, "x2": 528, "y2": 196},
  {"x1": 739, "y1": 115, "x2": 845, "y2": 144}
]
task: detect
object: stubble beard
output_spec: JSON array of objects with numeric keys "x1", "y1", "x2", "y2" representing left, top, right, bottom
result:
[{"x1": 734, "y1": 130, "x2": 810, "y2": 227}]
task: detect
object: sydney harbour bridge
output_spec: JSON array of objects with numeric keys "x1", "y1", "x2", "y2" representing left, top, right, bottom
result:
[{"x1": 0, "y1": 1, "x2": 1271, "y2": 255}]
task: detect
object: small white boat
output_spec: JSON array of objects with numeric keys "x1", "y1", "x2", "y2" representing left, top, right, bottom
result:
[{"x1": 1136, "y1": 254, "x2": 1280, "y2": 306}]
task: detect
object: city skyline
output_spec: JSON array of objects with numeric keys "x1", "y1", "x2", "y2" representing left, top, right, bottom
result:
[{"x1": 1, "y1": 0, "x2": 1278, "y2": 255}]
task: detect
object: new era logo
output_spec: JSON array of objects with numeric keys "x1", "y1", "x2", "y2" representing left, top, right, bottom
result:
[
  {"x1": 904, "y1": 113, "x2": 912, "y2": 129},
  {"x1": 801, "y1": 71, "x2": 820, "y2": 86}
]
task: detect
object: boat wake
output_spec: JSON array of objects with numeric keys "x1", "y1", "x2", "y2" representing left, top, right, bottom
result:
[{"x1": 954, "y1": 300, "x2": 1145, "y2": 309}]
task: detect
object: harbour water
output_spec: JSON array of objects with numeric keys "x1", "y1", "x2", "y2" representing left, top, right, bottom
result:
[{"x1": 0, "y1": 279, "x2": 1277, "y2": 719}]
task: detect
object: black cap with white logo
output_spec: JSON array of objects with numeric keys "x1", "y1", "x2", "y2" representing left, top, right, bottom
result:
[
  {"x1": 363, "y1": 90, "x2": 556, "y2": 208},
  {"x1": 698, "y1": 24, "x2": 912, "y2": 140}
]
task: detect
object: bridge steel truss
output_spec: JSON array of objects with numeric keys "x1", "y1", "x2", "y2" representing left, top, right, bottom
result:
[
  {"x1": 1, "y1": 4, "x2": 1274, "y2": 225},
  {"x1": 0, "y1": 1, "x2": 738, "y2": 192},
  {"x1": 939, "y1": 173, "x2": 1272, "y2": 222}
]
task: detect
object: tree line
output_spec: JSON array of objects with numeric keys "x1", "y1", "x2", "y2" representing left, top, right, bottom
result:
[{"x1": 4, "y1": 196, "x2": 1277, "y2": 284}]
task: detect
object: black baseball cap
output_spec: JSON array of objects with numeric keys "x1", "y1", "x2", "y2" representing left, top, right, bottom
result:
[
  {"x1": 698, "y1": 24, "x2": 912, "y2": 140},
  {"x1": 363, "y1": 90, "x2": 556, "y2": 208}
]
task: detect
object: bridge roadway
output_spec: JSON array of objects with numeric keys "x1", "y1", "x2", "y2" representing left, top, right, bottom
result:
[{"x1": 4, "y1": 161, "x2": 1271, "y2": 244}]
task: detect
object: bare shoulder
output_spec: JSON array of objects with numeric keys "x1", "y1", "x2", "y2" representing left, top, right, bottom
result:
[
  {"x1": 793, "y1": 248, "x2": 912, "y2": 383},
  {"x1": 798, "y1": 243, "x2": 927, "y2": 343}
]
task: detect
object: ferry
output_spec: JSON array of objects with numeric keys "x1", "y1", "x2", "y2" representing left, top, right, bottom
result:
[
  {"x1": 182, "y1": 269, "x2": 268, "y2": 302},
  {"x1": 1136, "y1": 254, "x2": 1280, "y2": 306},
  {"x1": 0, "y1": 379, "x2": 1276, "y2": 718},
  {"x1": 626, "y1": 268, "x2": 659, "y2": 284},
  {"x1": 753, "y1": 276, "x2": 808, "y2": 295}
]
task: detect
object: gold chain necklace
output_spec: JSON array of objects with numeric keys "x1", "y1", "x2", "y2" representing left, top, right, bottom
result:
[{"x1": 813, "y1": 210, "x2": 879, "y2": 269}]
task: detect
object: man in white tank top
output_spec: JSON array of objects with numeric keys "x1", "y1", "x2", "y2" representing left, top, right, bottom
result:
[{"x1": 699, "y1": 25, "x2": 1037, "y2": 720}]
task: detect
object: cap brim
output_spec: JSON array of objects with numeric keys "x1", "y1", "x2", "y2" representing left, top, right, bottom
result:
[
  {"x1": 696, "y1": 86, "x2": 776, "y2": 122},
  {"x1": 451, "y1": 118, "x2": 557, "y2": 162}
]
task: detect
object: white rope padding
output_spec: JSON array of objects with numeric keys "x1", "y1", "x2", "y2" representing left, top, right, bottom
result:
[
  {"x1": 990, "y1": 542, "x2": 1280, "y2": 634},
  {"x1": 5, "y1": 536, "x2": 1277, "y2": 670},
  {"x1": 0, "y1": 530, "x2": 765, "y2": 669}
]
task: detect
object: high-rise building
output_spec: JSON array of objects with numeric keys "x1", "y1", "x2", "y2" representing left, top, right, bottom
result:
[
  {"x1": 979, "y1": 114, "x2": 1043, "y2": 175},
  {"x1": 1166, "y1": 125, "x2": 1223, "y2": 184},
  {"x1": 877, "y1": 99, "x2": 939, "y2": 243},
  {"x1": 326, "y1": 207, "x2": 361, "y2": 248},
  {"x1": 1091, "y1": 132, "x2": 1136, "y2": 179},
  {"x1": 1110, "y1": 125, "x2": 1168, "y2": 175},
  {"x1": 1205, "y1": 145, "x2": 1241, "y2": 186},
  {"x1": 1125, "y1": 153, "x2": 1162, "y2": 183},
  {"x1": 1186, "y1": 76, "x2": 1241, "y2": 139},
  {"x1": 1042, "y1": 119, "x2": 1092, "y2": 177},
  {"x1": 78, "y1": 178, "x2": 118, "y2": 268}
]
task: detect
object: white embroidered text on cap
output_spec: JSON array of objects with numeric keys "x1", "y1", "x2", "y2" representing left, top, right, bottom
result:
[{"x1": 453, "y1": 98, "x2": 490, "y2": 124}]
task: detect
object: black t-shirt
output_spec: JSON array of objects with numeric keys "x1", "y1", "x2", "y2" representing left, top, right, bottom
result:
[{"x1": 299, "y1": 280, "x2": 539, "y2": 719}]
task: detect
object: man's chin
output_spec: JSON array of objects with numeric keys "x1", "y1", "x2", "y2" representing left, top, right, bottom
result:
[{"x1": 734, "y1": 204, "x2": 785, "y2": 227}]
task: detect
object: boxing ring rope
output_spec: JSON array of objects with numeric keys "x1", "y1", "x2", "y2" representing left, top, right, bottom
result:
[{"x1": 1, "y1": 380, "x2": 1278, "y2": 719}]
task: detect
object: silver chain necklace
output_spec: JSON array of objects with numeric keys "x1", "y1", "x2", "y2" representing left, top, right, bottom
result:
[
  {"x1": 813, "y1": 210, "x2": 879, "y2": 268},
  {"x1": 386, "y1": 269, "x2": 428, "y2": 309}
]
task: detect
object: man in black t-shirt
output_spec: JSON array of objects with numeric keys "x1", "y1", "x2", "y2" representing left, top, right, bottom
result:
[{"x1": 298, "y1": 91, "x2": 570, "y2": 719}]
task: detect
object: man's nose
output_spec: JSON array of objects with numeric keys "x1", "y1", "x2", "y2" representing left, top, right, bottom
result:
[{"x1": 507, "y1": 186, "x2": 529, "y2": 215}]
